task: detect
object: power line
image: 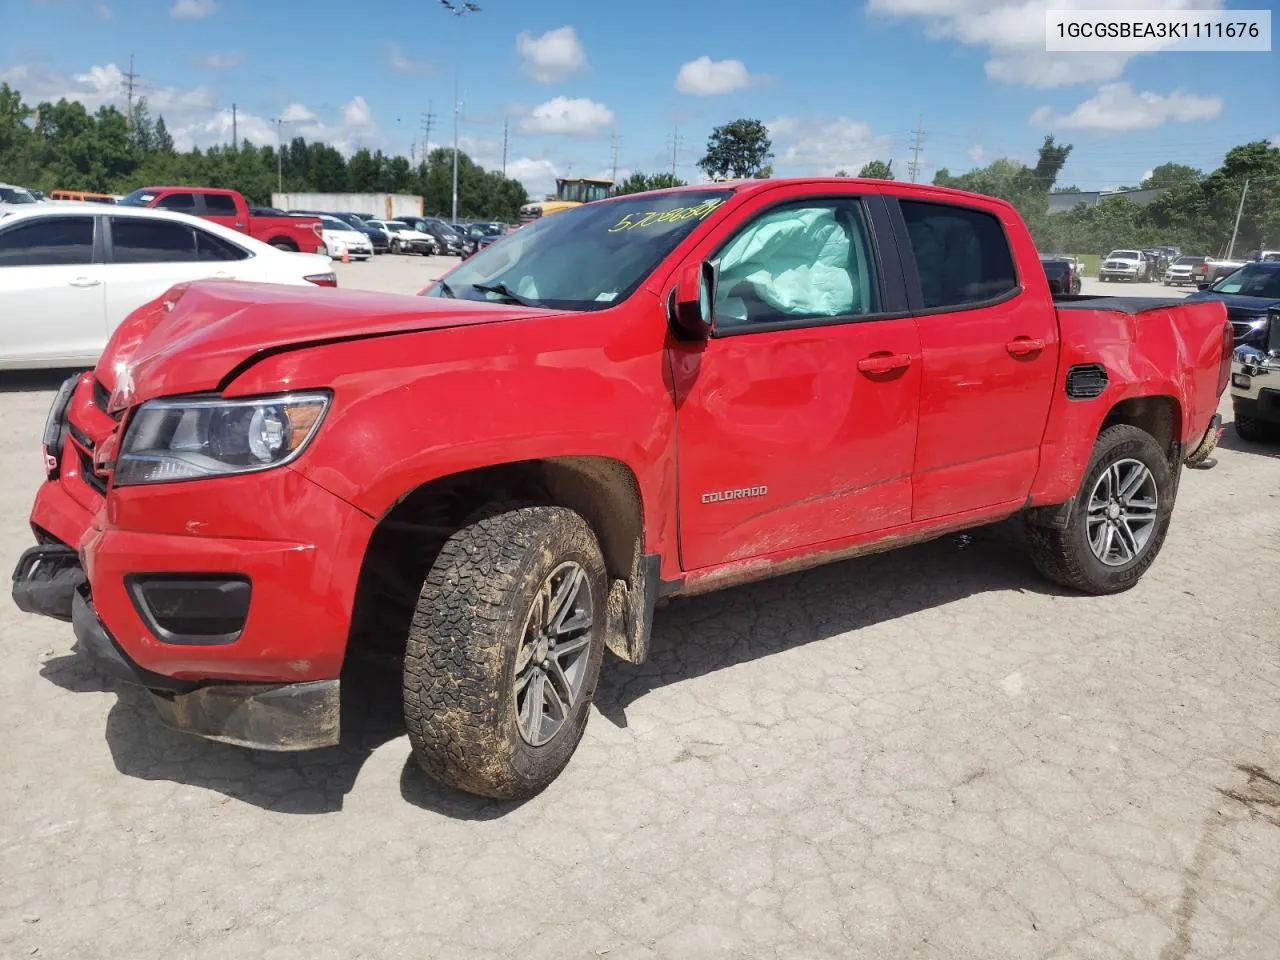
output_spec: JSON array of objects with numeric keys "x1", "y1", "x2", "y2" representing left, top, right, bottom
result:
[
  {"x1": 907, "y1": 116, "x2": 925, "y2": 183},
  {"x1": 231, "y1": 103, "x2": 237, "y2": 149},
  {"x1": 610, "y1": 129, "x2": 621, "y2": 182},
  {"x1": 421, "y1": 105, "x2": 435, "y2": 165},
  {"x1": 440, "y1": 1, "x2": 481, "y2": 223},
  {"x1": 271, "y1": 117, "x2": 288, "y2": 193}
]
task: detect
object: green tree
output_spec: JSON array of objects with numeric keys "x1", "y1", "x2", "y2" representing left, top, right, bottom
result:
[
  {"x1": 833, "y1": 169, "x2": 850, "y2": 177},
  {"x1": 857, "y1": 160, "x2": 893, "y2": 180},
  {"x1": 1142, "y1": 163, "x2": 1202, "y2": 190},
  {"x1": 698, "y1": 118, "x2": 773, "y2": 180},
  {"x1": 611, "y1": 171, "x2": 687, "y2": 195}
]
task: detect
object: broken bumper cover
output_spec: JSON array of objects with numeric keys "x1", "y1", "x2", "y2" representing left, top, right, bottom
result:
[
  {"x1": 72, "y1": 589, "x2": 340, "y2": 750},
  {"x1": 12, "y1": 543, "x2": 86, "y2": 621}
]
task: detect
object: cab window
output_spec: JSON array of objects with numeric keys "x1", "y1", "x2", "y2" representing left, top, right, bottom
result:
[{"x1": 712, "y1": 200, "x2": 881, "y2": 329}]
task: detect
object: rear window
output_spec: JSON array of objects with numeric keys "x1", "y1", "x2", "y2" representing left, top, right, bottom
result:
[
  {"x1": 203, "y1": 193, "x2": 238, "y2": 216},
  {"x1": 900, "y1": 200, "x2": 1018, "y2": 309}
]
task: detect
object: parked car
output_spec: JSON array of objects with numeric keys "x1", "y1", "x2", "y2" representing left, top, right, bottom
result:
[
  {"x1": 1196, "y1": 254, "x2": 1252, "y2": 284},
  {"x1": 371, "y1": 218, "x2": 436, "y2": 255},
  {"x1": 316, "y1": 215, "x2": 373, "y2": 260},
  {"x1": 119, "y1": 187, "x2": 325, "y2": 254},
  {"x1": 1040, "y1": 255, "x2": 1082, "y2": 295},
  {"x1": 1229, "y1": 309, "x2": 1280, "y2": 442},
  {"x1": 13, "y1": 179, "x2": 1232, "y2": 801},
  {"x1": 395, "y1": 216, "x2": 464, "y2": 256},
  {"x1": 1099, "y1": 249, "x2": 1149, "y2": 282},
  {"x1": 291, "y1": 210, "x2": 387, "y2": 254},
  {"x1": 0, "y1": 183, "x2": 40, "y2": 205},
  {"x1": 0, "y1": 203, "x2": 335, "y2": 369},
  {"x1": 1164, "y1": 255, "x2": 1207, "y2": 286},
  {"x1": 1186, "y1": 260, "x2": 1280, "y2": 348},
  {"x1": 448, "y1": 222, "x2": 480, "y2": 257}
]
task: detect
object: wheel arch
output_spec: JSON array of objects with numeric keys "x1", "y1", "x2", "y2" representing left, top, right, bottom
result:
[{"x1": 345, "y1": 455, "x2": 659, "y2": 672}]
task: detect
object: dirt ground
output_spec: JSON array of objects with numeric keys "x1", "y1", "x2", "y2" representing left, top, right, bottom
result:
[{"x1": 1, "y1": 263, "x2": 1277, "y2": 960}]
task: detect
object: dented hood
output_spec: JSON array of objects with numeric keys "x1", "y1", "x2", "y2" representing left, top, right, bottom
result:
[{"x1": 99, "y1": 280, "x2": 556, "y2": 410}]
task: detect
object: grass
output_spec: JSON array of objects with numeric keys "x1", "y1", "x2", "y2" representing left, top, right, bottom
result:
[{"x1": 1071, "y1": 253, "x2": 1101, "y2": 278}]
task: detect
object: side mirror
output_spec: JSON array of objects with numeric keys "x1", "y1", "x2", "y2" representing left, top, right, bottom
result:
[
  {"x1": 1196, "y1": 282, "x2": 1211, "y2": 292},
  {"x1": 669, "y1": 261, "x2": 714, "y2": 339}
]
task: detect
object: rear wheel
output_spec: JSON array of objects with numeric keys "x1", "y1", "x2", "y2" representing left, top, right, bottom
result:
[
  {"x1": 1026, "y1": 424, "x2": 1174, "y2": 595},
  {"x1": 1234, "y1": 414, "x2": 1270, "y2": 443},
  {"x1": 271, "y1": 239, "x2": 298, "y2": 252},
  {"x1": 403, "y1": 506, "x2": 607, "y2": 799}
]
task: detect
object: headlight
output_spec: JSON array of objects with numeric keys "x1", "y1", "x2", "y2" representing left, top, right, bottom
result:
[{"x1": 114, "y1": 392, "x2": 330, "y2": 486}]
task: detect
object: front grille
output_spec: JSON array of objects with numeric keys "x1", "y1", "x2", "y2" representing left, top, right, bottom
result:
[
  {"x1": 77, "y1": 448, "x2": 107, "y2": 496},
  {"x1": 1227, "y1": 309, "x2": 1264, "y2": 343}
]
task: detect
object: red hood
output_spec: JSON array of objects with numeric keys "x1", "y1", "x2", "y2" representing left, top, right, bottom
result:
[{"x1": 98, "y1": 280, "x2": 556, "y2": 410}]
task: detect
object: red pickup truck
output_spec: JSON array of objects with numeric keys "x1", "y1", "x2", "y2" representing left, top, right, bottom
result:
[
  {"x1": 14, "y1": 178, "x2": 1231, "y2": 800},
  {"x1": 118, "y1": 186, "x2": 325, "y2": 254}
]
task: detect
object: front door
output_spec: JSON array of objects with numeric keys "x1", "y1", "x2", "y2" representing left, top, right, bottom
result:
[
  {"x1": 892, "y1": 197, "x2": 1059, "y2": 521},
  {"x1": 672, "y1": 191, "x2": 921, "y2": 571},
  {"x1": 0, "y1": 214, "x2": 107, "y2": 366}
]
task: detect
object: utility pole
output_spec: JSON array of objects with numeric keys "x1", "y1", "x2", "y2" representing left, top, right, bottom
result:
[
  {"x1": 440, "y1": 2, "x2": 481, "y2": 223},
  {"x1": 1227, "y1": 178, "x2": 1249, "y2": 261},
  {"x1": 272, "y1": 118, "x2": 286, "y2": 194},
  {"x1": 501, "y1": 117, "x2": 509, "y2": 177},
  {"x1": 420, "y1": 104, "x2": 435, "y2": 168},
  {"x1": 231, "y1": 103, "x2": 237, "y2": 149},
  {"x1": 668, "y1": 124, "x2": 684, "y2": 179},
  {"x1": 122, "y1": 54, "x2": 140, "y2": 131},
  {"x1": 907, "y1": 116, "x2": 925, "y2": 183},
  {"x1": 610, "y1": 130, "x2": 621, "y2": 182}
]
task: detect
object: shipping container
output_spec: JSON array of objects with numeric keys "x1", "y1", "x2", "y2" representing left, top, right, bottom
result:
[{"x1": 272, "y1": 193, "x2": 423, "y2": 219}]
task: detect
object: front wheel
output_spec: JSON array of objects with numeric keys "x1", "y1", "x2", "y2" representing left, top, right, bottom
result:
[
  {"x1": 1025, "y1": 424, "x2": 1174, "y2": 595},
  {"x1": 1235, "y1": 414, "x2": 1270, "y2": 443},
  {"x1": 403, "y1": 506, "x2": 607, "y2": 799}
]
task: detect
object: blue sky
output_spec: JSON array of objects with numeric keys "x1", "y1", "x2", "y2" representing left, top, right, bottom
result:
[{"x1": 2, "y1": 0, "x2": 1274, "y2": 198}]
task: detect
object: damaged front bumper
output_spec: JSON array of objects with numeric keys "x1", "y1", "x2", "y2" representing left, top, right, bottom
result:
[{"x1": 70, "y1": 588, "x2": 340, "y2": 751}]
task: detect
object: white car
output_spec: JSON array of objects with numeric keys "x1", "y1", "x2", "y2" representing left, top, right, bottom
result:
[
  {"x1": 368, "y1": 219, "x2": 436, "y2": 255},
  {"x1": 0, "y1": 183, "x2": 40, "y2": 205},
  {"x1": 318, "y1": 215, "x2": 373, "y2": 261},
  {"x1": 1164, "y1": 255, "x2": 1207, "y2": 286},
  {"x1": 0, "y1": 204, "x2": 336, "y2": 370}
]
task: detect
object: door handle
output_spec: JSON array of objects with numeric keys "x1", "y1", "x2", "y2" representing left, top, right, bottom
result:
[
  {"x1": 235, "y1": 222, "x2": 246, "y2": 229},
  {"x1": 857, "y1": 353, "x2": 913, "y2": 375},
  {"x1": 1006, "y1": 337, "x2": 1045, "y2": 357},
  {"x1": 69, "y1": 277, "x2": 101, "y2": 287}
]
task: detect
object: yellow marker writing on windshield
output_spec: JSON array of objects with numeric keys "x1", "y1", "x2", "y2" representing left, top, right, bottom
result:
[{"x1": 608, "y1": 198, "x2": 725, "y2": 233}]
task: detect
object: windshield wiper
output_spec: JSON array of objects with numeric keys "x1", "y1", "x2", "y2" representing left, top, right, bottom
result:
[
  {"x1": 437, "y1": 280, "x2": 456, "y2": 298},
  {"x1": 471, "y1": 281, "x2": 540, "y2": 306}
]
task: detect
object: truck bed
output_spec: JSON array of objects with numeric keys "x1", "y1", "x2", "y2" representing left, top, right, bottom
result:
[{"x1": 1052, "y1": 295, "x2": 1193, "y2": 315}]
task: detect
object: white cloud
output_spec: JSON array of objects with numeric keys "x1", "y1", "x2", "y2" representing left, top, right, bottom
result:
[
  {"x1": 1270, "y1": 133, "x2": 1280, "y2": 149},
  {"x1": 767, "y1": 116, "x2": 895, "y2": 175},
  {"x1": 518, "y1": 97, "x2": 614, "y2": 137},
  {"x1": 343, "y1": 96, "x2": 373, "y2": 126},
  {"x1": 387, "y1": 45, "x2": 431, "y2": 75},
  {"x1": 197, "y1": 51, "x2": 243, "y2": 69},
  {"x1": 94, "y1": 3, "x2": 112, "y2": 19},
  {"x1": 516, "y1": 26, "x2": 587, "y2": 83},
  {"x1": 279, "y1": 102, "x2": 317, "y2": 123},
  {"x1": 866, "y1": 0, "x2": 1224, "y2": 87},
  {"x1": 1141, "y1": 168, "x2": 1154, "y2": 183},
  {"x1": 968, "y1": 144, "x2": 984, "y2": 161},
  {"x1": 505, "y1": 157, "x2": 561, "y2": 199},
  {"x1": 674, "y1": 57, "x2": 763, "y2": 96},
  {"x1": 171, "y1": 0, "x2": 216, "y2": 19},
  {"x1": 1030, "y1": 83, "x2": 1222, "y2": 132}
]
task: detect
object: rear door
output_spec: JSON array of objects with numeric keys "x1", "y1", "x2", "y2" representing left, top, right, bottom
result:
[
  {"x1": 890, "y1": 196, "x2": 1059, "y2": 521},
  {"x1": 0, "y1": 214, "x2": 107, "y2": 366},
  {"x1": 673, "y1": 185, "x2": 922, "y2": 570},
  {"x1": 104, "y1": 216, "x2": 241, "y2": 330},
  {"x1": 199, "y1": 191, "x2": 245, "y2": 234}
]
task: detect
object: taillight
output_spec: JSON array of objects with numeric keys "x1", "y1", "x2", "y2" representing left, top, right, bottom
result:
[
  {"x1": 1217, "y1": 320, "x2": 1233, "y2": 396},
  {"x1": 305, "y1": 272, "x2": 338, "y2": 287},
  {"x1": 311, "y1": 223, "x2": 324, "y2": 239}
]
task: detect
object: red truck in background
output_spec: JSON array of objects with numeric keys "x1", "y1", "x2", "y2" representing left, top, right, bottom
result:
[
  {"x1": 118, "y1": 186, "x2": 325, "y2": 254},
  {"x1": 14, "y1": 178, "x2": 1231, "y2": 801}
]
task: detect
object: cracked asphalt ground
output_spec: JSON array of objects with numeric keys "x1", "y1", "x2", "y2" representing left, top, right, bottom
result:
[{"x1": 2, "y1": 268, "x2": 1278, "y2": 960}]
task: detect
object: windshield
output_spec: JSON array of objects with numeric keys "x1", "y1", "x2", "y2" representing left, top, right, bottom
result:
[
  {"x1": 119, "y1": 188, "x2": 158, "y2": 207},
  {"x1": 423, "y1": 188, "x2": 732, "y2": 310},
  {"x1": 1110, "y1": 250, "x2": 1140, "y2": 259},
  {"x1": 0, "y1": 186, "x2": 37, "y2": 204},
  {"x1": 1211, "y1": 265, "x2": 1280, "y2": 298},
  {"x1": 558, "y1": 180, "x2": 612, "y2": 204}
]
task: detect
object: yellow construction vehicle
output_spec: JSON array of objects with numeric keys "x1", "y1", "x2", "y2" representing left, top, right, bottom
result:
[{"x1": 518, "y1": 177, "x2": 613, "y2": 224}]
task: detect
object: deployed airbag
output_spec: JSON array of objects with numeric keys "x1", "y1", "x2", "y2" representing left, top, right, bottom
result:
[{"x1": 717, "y1": 208, "x2": 855, "y2": 317}]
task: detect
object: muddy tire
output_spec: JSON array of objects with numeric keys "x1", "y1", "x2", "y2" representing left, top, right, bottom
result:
[
  {"x1": 1026, "y1": 424, "x2": 1174, "y2": 595},
  {"x1": 1184, "y1": 423, "x2": 1219, "y2": 466},
  {"x1": 270, "y1": 239, "x2": 298, "y2": 252},
  {"x1": 403, "y1": 506, "x2": 607, "y2": 799}
]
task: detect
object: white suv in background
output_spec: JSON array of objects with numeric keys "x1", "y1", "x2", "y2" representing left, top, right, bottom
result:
[{"x1": 0, "y1": 204, "x2": 336, "y2": 370}]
